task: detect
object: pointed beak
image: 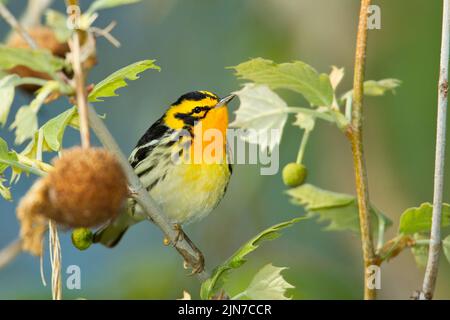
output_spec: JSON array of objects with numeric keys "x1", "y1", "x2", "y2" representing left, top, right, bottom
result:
[{"x1": 214, "y1": 94, "x2": 235, "y2": 108}]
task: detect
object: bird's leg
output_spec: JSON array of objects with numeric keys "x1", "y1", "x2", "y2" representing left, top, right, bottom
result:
[{"x1": 165, "y1": 223, "x2": 205, "y2": 274}]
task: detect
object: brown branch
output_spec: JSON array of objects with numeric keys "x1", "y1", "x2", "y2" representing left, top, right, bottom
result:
[
  {"x1": 347, "y1": 0, "x2": 376, "y2": 300},
  {"x1": 68, "y1": 32, "x2": 91, "y2": 148}
]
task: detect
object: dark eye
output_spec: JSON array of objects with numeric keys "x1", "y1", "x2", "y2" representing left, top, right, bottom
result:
[{"x1": 193, "y1": 107, "x2": 202, "y2": 114}]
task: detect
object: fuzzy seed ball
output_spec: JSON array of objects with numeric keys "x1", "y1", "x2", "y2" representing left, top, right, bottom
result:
[
  {"x1": 282, "y1": 163, "x2": 307, "y2": 188},
  {"x1": 45, "y1": 147, "x2": 128, "y2": 228},
  {"x1": 71, "y1": 228, "x2": 94, "y2": 250}
]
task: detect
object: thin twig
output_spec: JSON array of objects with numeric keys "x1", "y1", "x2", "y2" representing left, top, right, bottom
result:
[
  {"x1": 0, "y1": 3, "x2": 37, "y2": 49},
  {"x1": 69, "y1": 32, "x2": 91, "y2": 148},
  {"x1": 87, "y1": 106, "x2": 209, "y2": 281},
  {"x1": 420, "y1": 0, "x2": 450, "y2": 300},
  {"x1": 0, "y1": 239, "x2": 22, "y2": 269},
  {"x1": 347, "y1": 0, "x2": 376, "y2": 300},
  {"x1": 48, "y1": 221, "x2": 62, "y2": 300}
]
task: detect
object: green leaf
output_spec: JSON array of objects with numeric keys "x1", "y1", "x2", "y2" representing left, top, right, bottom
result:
[
  {"x1": 45, "y1": 9, "x2": 72, "y2": 42},
  {"x1": 10, "y1": 82, "x2": 59, "y2": 144},
  {"x1": 242, "y1": 264, "x2": 294, "y2": 300},
  {"x1": 443, "y1": 235, "x2": 450, "y2": 264},
  {"x1": 287, "y1": 184, "x2": 392, "y2": 233},
  {"x1": 200, "y1": 218, "x2": 303, "y2": 300},
  {"x1": 0, "y1": 137, "x2": 18, "y2": 173},
  {"x1": 231, "y1": 58, "x2": 333, "y2": 107},
  {"x1": 341, "y1": 79, "x2": 401, "y2": 101},
  {"x1": 41, "y1": 107, "x2": 77, "y2": 151},
  {"x1": 86, "y1": 0, "x2": 141, "y2": 16},
  {"x1": 0, "y1": 46, "x2": 66, "y2": 76},
  {"x1": 398, "y1": 202, "x2": 450, "y2": 235},
  {"x1": 88, "y1": 60, "x2": 160, "y2": 102},
  {"x1": 0, "y1": 75, "x2": 16, "y2": 126}
]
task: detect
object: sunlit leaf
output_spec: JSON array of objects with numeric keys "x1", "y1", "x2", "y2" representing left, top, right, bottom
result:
[
  {"x1": 200, "y1": 217, "x2": 303, "y2": 300},
  {"x1": 243, "y1": 264, "x2": 294, "y2": 300},
  {"x1": 0, "y1": 46, "x2": 66, "y2": 76},
  {"x1": 230, "y1": 84, "x2": 288, "y2": 152},
  {"x1": 88, "y1": 60, "x2": 159, "y2": 102},
  {"x1": 398, "y1": 202, "x2": 450, "y2": 235},
  {"x1": 0, "y1": 75, "x2": 16, "y2": 126},
  {"x1": 231, "y1": 58, "x2": 333, "y2": 106},
  {"x1": 86, "y1": 0, "x2": 141, "y2": 16},
  {"x1": 41, "y1": 107, "x2": 77, "y2": 151},
  {"x1": 287, "y1": 184, "x2": 392, "y2": 233}
]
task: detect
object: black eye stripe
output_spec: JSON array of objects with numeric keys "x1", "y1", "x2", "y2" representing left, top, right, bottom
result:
[{"x1": 190, "y1": 106, "x2": 211, "y2": 115}]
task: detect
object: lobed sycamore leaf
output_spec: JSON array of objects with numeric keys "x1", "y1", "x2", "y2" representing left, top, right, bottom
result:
[
  {"x1": 231, "y1": 58, "x2": 333, "y2": 107},
  {"x1": 243, "y1": 264, "x2": 294, "y2": 300},
  {"x1": 200, "y1": 218, "x2": 303, "y2": 300},
  {"x1": 398, "y1": 202, "x2": 450, "y2": 235},
  {"x1": 341, "y1": 79, "x2": 401, "y2": 101},
  {"x1": 0, "y1": 75, "x2": 16, "y2": 126},
  {"x1": 287, "y1": 184, "x2": 392, "y2": 233},
  {"x1": 230, "y1": 84, "x2": 288, "y2": 152},
  {"x1": 0, "y1": 46, "x2": 66, "y2": 76},
  {"x1": 88, "y1": 60, "x2": 160, "y2": 102},
  {"x1": 86, "y1": 0, "x2": 141, "y2": 16}
]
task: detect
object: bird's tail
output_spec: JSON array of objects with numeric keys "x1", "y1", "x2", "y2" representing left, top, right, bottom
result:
[
  {"x1": 94, "y1": 203, "x2": 139, "y2": 248},
  {"x1": 93, "y1": 220, "x2": 129, "y2": 248}
]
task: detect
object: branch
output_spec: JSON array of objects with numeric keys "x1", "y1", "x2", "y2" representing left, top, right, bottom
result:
[
  {"x1": 1, "y1": 0, "x2": 208, "y2": 283},
  {"x1": 420, "y1": 0, "x2": 450, "y2": 300},
  {"x1": 87, "y1": 106, "x2": 208, "y2": 280},
  {"x1": 69, "y1": 31, "x2": 91, "y2": 148},
  {"x1": 347, "y1": 0, "x2": 376, "y2": 300},
  {"x1": 0, "y1": 239, "x2": 22, "y2": 270},
  {"x1": 0, "y1": 2, "x2": 37, "y2": 49}
]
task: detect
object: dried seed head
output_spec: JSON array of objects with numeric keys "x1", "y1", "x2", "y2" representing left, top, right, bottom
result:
[
  {"x1": 7, "y1": 27, "x2": 69, "y2": 92},
  {"x1": 45, "y1": 147, "x2": 128, "y2": 228},
  {"x1": 16, "y1": 179, "x2": 51, "y2": 256}
]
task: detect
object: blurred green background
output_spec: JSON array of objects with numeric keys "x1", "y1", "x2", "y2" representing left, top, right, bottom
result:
[{"x1": 1, "y1": 0, "x2": 450, "y2": 299}]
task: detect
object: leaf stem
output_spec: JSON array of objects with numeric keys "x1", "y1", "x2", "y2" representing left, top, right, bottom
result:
[
  {"x1": 348, "y1": 0, "x2": 376, "y2": 300},
  {"x1": 420, "y1": 0, "x2": 450, "y2": 300},
  {"x1": 296, "y1": 129, "x2": 311, "y2": 164}
]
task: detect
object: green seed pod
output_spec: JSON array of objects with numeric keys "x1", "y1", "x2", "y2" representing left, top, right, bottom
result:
[
  {"x1": 71, "y1": 228, "x2": 93, "y2": 251},
  {"x1": 282, "y1": 163, "x2": 307, "y2": 187}
]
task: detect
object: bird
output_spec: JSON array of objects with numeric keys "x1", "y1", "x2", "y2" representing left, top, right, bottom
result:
[{"x1": 94, "y1": 90, "x2": 234, "y2": 261}]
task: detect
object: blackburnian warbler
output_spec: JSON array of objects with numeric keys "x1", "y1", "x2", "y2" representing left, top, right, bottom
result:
[{"x1": 94, "y1": 91, "x2": 234, "y2": 253}]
